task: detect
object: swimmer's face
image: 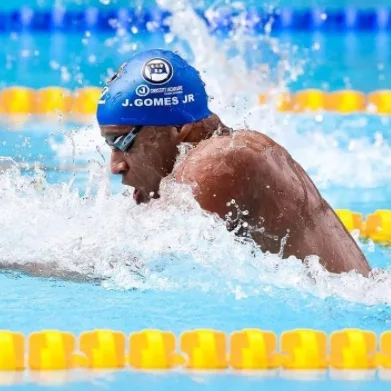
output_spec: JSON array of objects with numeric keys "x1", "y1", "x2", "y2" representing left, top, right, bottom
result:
[{"x1": 100, "y1": 125, "x2": 180, "y2": 204}]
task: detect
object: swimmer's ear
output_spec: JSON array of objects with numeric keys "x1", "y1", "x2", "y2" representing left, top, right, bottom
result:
[
  {"x1": 177, "y1": 113, "x2": 230, "y2": 144},
  {"x1": 177, "y1": 123, "x2": 195, "y2": 143}
]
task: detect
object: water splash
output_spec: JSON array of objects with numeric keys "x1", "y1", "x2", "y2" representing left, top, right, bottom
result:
[
  {"x1": 2, "y1": 0, "x2": 391, "y2": 306},
  {"x1": 156, "y1": 0, "x2": 301, "y2": 127},
  {"x1": 51, "y1": 0, "x2": 391, "y2": 190},
  {"x1": 51, "y1": 114, "x2": 391, "y2": 191},
  {"x1": 0, "y1": 163, "x2": 390, "y2": 305}
]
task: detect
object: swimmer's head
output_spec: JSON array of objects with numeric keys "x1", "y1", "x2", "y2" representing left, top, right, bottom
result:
[
  {"x1": 96, "y1": 49, "x2": 211, "y2": 126},
  {"x1": 102, "y1": 115, "x2": 225, "y2": 204},
  {"x1": 98, "y1": 49, "x2": 226, "y2": 204}
]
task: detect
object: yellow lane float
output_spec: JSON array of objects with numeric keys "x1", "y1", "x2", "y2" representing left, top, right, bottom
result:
[
  {"x1": 35, "y1": 87, "x2": 72, "y2": 115},
  {"x1": 71, "y1": 87, "x2": 101, "y2": 116},
  {"x1": 335, "y1": 209, "x2": 363, "y2": 233},
  {"x1": 0, "y1": 87, "x2": 35, "y2": 114},
  {"x1": 294, "y1": 89, "x2": 327, "y2": 112},
  {"x1": 0, "y1": 328, "x2": 390, "y2": 371},
  {"x1": 363, "y1": 210, "x2": 391, "y2": 244},
  {"x1": 2, "y1": 88, "x2": 391, "y2": 116},
  {"x1": 326, "y1": 90, "x2": 367, "y2": 113},
  {"x1": 367, "y1": 90, "x2": 391, "y2": 114}
]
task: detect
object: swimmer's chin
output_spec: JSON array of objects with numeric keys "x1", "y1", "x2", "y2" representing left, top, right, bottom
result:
[
  {"x1": 121, "y1": 178, "x2": 158, "y2": 204},
  {"x1": 132, "y1": 188, "x2": 160, "y2": 204},
  {"x1": 133, "y1": 188, "x2": 150, "y2": 204}
]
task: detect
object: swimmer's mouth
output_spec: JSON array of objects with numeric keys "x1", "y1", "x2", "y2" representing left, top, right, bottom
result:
[
  {"x1": 133, "y1": 188, "x2": 160, "y2": 204},
  {"x1": 121, "y1": 177, "x2": 145, "y2": 204},
  {"x1": 133, "y1": 188, "x2": 149, "y2": 204}
]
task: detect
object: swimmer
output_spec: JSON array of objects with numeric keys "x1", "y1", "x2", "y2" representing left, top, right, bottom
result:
[{"x1": 97, "y1": 49, "x2": 371, "y2": 277}]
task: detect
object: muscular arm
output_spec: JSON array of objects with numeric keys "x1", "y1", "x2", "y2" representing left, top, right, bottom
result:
[
  {"x1": 175, "y1": 131, "x2": 371, "y2": 276},
  {"x1": 175, "y1": 135, "x2": 259, "y2": 233}
]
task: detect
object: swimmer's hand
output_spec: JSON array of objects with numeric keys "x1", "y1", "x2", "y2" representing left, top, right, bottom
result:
[{"x1": 0, "y1": 262, "x2": 102, "y2": 283}]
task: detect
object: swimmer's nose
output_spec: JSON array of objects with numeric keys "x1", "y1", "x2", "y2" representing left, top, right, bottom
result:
[{"x1": 110, "y1": 151, "x2": 129, "y2": 175}]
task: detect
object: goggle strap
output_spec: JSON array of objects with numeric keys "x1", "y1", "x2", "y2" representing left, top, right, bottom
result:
[{"x1": 115, "y1": 126, "x2": 144, "y2": 152}]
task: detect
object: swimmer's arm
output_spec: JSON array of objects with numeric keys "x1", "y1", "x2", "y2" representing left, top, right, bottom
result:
[
  {"x1": 175, "y1": 148, "x2": 259, "y2": 229},
  {"x1": 0, "y1": 262, "x2": 102, "y2": 283}
]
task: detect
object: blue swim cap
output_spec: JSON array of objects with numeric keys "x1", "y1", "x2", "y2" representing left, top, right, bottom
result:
[{"x1": 96, "y1": 49, "x2": 212, "y2": 126}]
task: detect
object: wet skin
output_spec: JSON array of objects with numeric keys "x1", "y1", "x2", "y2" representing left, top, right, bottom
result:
[
  {"x1": 101, "y1": 116, "x2": 372, "y2": 276},
  {"x1": 175, "y1": 131, "x2": 371, "y2": 276}
]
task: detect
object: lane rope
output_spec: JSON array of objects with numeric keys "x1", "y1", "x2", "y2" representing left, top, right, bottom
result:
[
  {"x1": 2, "y1": 87, "x2": 391, "y2": 116},
  {"x1": 0, "y1": 328, "x2": 390, "y2": 371},
  {"x1": 2, "y1": 7, "x2": 391, "y2": 32},
  {"x1": 336, "y1": 209, "x2": 391, "y2": 244}
]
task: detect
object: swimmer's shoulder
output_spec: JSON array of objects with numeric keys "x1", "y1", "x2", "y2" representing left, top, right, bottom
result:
[
  {"x1": 192, "y1": 129, "x2": 277, "y2": 155},
  {"x1": 175, "y1": 130, "x2": 269, "y2": 217},
  {"x1": 186, "y1": 129, "x2": 282, "y2": 165},
  {"x1": 175, "y1": 129, "x2": 278, "y2": 184}
]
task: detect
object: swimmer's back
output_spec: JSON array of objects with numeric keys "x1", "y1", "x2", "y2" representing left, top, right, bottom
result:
[
  {"x1": 175, "y1": 129, "x2": 371, "y2": 276},
  {"x1": 175, "y1": 130, "x2": 313, "y2": 220}
]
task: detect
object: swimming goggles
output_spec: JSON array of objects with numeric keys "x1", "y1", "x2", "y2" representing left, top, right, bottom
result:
[{"x1": 104, "y1": 126, "x2": 143, "y2": 152}]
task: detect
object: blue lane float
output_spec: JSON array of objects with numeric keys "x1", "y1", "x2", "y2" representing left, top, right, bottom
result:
[{"x1": 2, "y1": 7, "x2": 391, "y2": 33}]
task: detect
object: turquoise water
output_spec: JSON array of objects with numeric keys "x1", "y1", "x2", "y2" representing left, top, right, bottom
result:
[
  {"x1": 2, "y1": 2, "x2": 391, "y2": 390},
  {"x1": 1, "y1": 31, "x2": 391, "y2": 91},
  {"x1": 2, "y1": 112, "x2": 391, "y2": 388},
  {"x1": 6, "y1": 371, "x2": 391, "y2": 391}
]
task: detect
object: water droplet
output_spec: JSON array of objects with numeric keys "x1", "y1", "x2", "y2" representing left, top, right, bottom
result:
[
  {"x1": 21, "y1": 50, "x2": 30, "y2": 58},
  {"x1": 88, "y1": 55, "x2": 97, "y2": 64},
  {"x1": 312, "y1": 42, "x2": 320, "y2": 51},
  {"x1": 49, "y1": 60, "x2": 60, "y2": 70}
]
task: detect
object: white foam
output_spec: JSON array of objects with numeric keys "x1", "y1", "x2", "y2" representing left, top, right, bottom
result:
[
  {"x1": 2, "y1": 0, "x2": 391, "y2": 304},
  {"x1": 0, "y1": 164, "x2": 390, "y2": 305}
]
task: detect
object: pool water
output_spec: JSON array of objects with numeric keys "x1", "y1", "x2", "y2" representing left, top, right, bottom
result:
[
  {"x1": 2, "y1": 31, "x2": 391, "y2": 91},
  {"x1": 1, "y1": 1, "x2": 391, "y2": 389}
]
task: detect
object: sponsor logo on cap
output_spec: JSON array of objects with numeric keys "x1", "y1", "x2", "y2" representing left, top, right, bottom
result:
[
  {"x1": 135, "y1": 84, "x2": 150, "y2": 97},
  {"x1": 142, "y1": 58, "x2": 174, "y2": 85}
]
